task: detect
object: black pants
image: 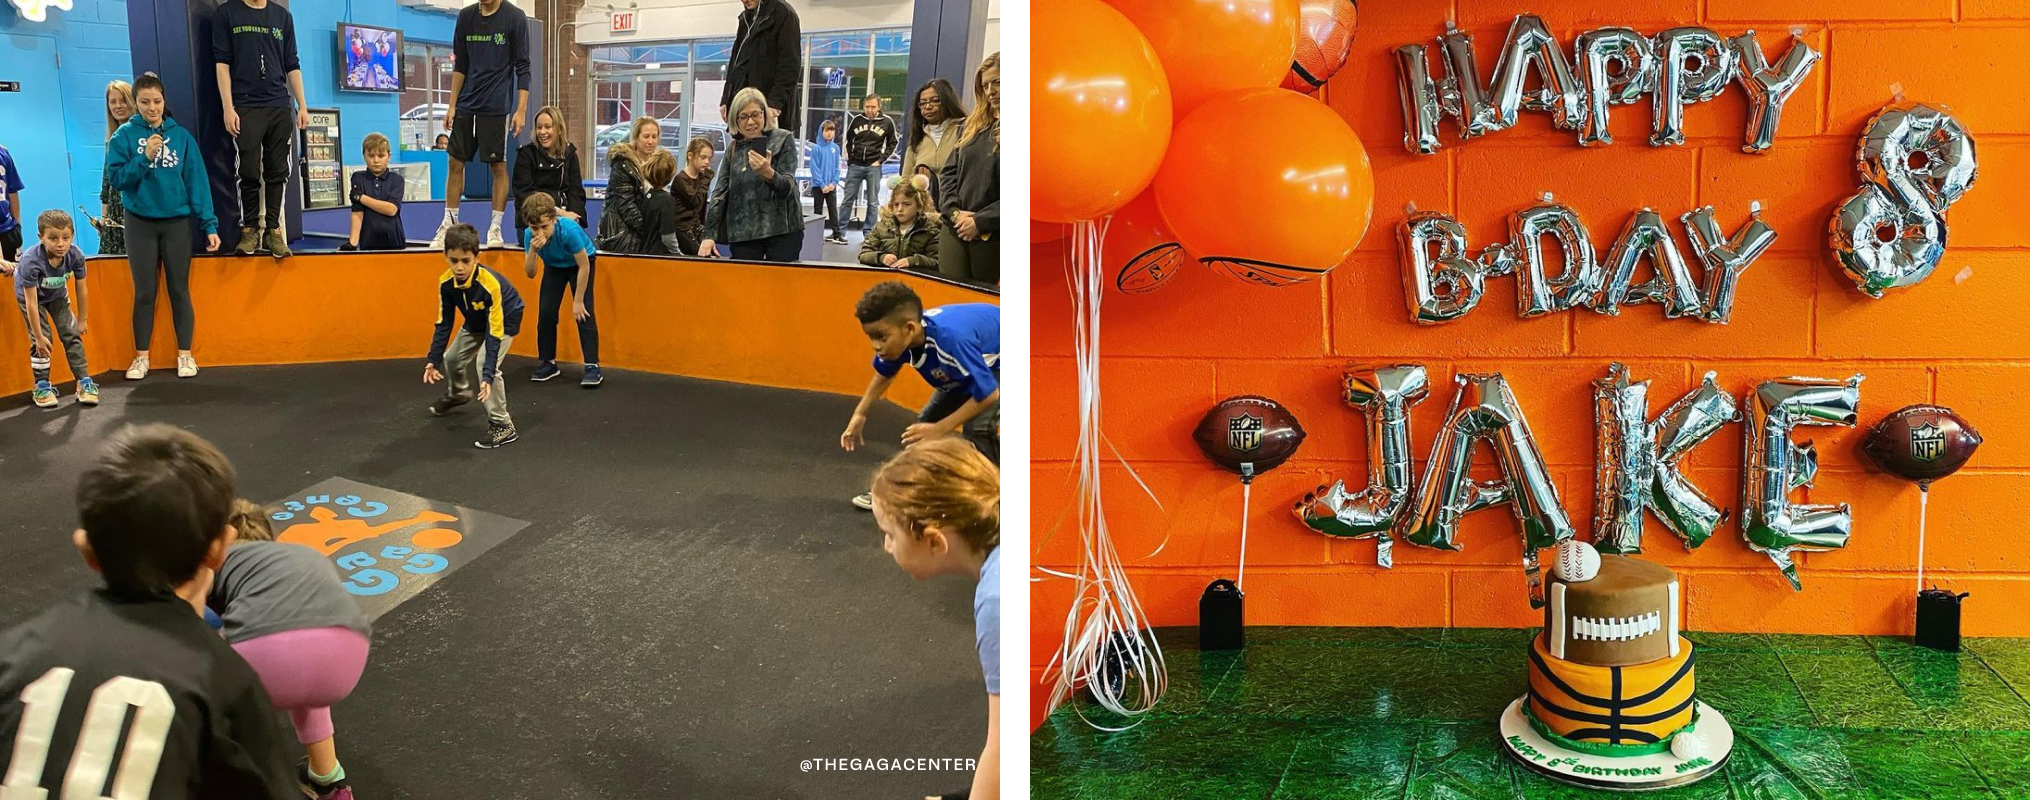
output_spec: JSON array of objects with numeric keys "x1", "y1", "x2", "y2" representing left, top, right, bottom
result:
[
  {"x1": 127, "y1": 215, "x2": 195, "y2": 350},
  {"x1": 810, "y1": 186, "x2": 839, "y2": 235},
  {"x1": 730, "y1": 229, "x2": 803, "y2": 263},
  {"x1": 236, "y1": 106, "x2": 293, "y2": 230},
  {"x1": 674, "y1": 225, "x2": 704, "y2": 257},
  {"x1": 939, "y1": 228, "x2": 1000, "y2": 285},
  {"x1": 536, "y1": 259, "x2": 599, "y2": 365},
  {"x1": 919, "y1": 386, "x2": 999, "y2": 464},
  {"x1": 0, "y1": 227, "x2": 19, "y2": 261}
]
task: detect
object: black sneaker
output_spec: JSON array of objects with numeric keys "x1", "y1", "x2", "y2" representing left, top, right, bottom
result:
[
  {"x1": 531, "y1": 361, "x2": 561, "y2": 382},
  {"x1": 476, "y1": 422, "x2": 518, "y2": 449},
  {"x1": 298, "y1": 761, "x2": 352, "y2": 800},
  {"x1": 429, "y1": 397, "x2": 466, "y2": 417}
]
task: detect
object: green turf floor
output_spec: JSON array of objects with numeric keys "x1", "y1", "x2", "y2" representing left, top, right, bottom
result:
[{"x1": 1031, "y1": 626, "x2": 2030, "y2": 799}]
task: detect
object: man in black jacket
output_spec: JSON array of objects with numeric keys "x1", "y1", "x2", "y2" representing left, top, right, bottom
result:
[
  {"x1": 719, "y1": 0, "x2": 802, "y2": 131},
  {"x1": 842, "y1": 95, "x2": 897, "y2": 231}
]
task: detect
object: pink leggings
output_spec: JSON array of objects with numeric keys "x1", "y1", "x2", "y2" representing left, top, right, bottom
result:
[{"x1": 231, "y1": 627, "x2": 371, "y2": 744}]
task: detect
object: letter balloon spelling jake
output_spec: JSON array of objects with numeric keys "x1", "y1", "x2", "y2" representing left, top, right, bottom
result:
[
  {"x1": 1741, "y1": 376, "x2": 1863, "y2": 589},
  {"x1": 1397, "y1": 373, "x2": 1576, "y2": 607},
  {"x1": 1295, "y1": 366, "x2": 1429, "y2": 567}
]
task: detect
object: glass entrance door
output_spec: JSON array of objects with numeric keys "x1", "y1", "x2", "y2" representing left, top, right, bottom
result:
[{"x1": 592, "y1": 67, "x2": 701, "y2": 180}]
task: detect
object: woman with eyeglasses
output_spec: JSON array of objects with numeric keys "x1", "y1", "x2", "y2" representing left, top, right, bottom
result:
[
  {"x1": 902, "y1": 79, "x2": 968, "y2": 210},
  {"x1": 700, "y1": 87, "x2": 804, "y2": 262}
]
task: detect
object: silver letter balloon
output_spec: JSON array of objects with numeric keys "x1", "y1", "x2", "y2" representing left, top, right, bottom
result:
[
  {"x1": 1830, "y1": 102, "x2": 1978, "y2": 297},
  {"x1": 1741, "y1": 375, "x2": 1864, "y2": 589},
  {"x1": 1295, "y1": 366, "x2": 1431, "y2": 567},
  {"x1": 1397, "y1": 372, "x2": 1576, "y2": 607},
  {"x1": 1592, "y1": 364, "x2": 1741, "y2": 554}
]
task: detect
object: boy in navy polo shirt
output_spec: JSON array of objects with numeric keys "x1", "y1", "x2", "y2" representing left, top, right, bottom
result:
[
  {"x1": 11, "y1": 211, "x2": 97, "y2": 409},
  {"x1": 518, "y1": 193, "x2": 602, "y2": 387},
  {"x1": 0, "y1": 143, "x2": 23, "y2": 261},
  {"x1": 432, "y1": 0, "x2": 531, "y2": 250},
  {"x1": 212, "y1": 0, "x2": 307, "y2": 259},
  {"x1": 344, "y1": 133, "x2": 405, "y2": 251},
  {"x1": 424, "y1": 224, "x2": 524, "y2": 449},
  {"x1": 842, "y1": 280, "x2": 999, "y2": 509}
]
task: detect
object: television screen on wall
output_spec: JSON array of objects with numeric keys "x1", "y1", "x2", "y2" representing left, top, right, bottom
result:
[{"x1": 337, "y1": 23, "x2": 403, "y2": 93}]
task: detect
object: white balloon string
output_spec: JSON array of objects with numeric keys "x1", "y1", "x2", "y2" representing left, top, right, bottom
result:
[
  {"x1": 1042, "y1": 217, "x2": 1169, "y2": 731},
  {"x1": 1917, "y1": 484, "x2": 1930, "y2": 595},
  {"x1": 1238, "y1": 480, "x2": 1252, "y2": 593}
]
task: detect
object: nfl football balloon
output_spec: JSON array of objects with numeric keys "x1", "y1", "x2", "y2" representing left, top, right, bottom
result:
[
  {"x1": 1864, "y1": 404, "x2": 1982, "y2": 484},
  {"x1": 1194, "y1": 396, "x2": 1306, "y2": 477}
]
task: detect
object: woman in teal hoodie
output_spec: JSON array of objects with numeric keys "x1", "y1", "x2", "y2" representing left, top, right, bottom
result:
[{"x1": 106, "y1": 72, "x2": 219, "y2": 381}]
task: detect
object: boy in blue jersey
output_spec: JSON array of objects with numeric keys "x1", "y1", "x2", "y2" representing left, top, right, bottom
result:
[
  {"x1": 424, "y1": 224, "x2": 523, "y2": 449},
  {"x1": 842, "y1": 280, "x2": 998, "y2": 509}
]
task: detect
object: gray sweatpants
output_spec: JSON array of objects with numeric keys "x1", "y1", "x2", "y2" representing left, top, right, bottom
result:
[
  {"x1": 443, "y1": 328, "x2": 514, "y2": 426},
  {"x1": 15, "y1": 295, "x2": 89, "y2": 384}
]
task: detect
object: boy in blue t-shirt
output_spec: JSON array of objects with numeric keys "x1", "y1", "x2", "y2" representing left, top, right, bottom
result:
[
  {"x1": 0, "y1": 143, "x2": 24, "y2": 261},
  {"x1": 518, "y1": 193, "x2": 601, "y2": 387},
  {"x1": 8, "y1": 211, "x2": 96, "y2": 409},
  {"x1": 842, "y1": 280, "x2": 998, "y2": 509}
]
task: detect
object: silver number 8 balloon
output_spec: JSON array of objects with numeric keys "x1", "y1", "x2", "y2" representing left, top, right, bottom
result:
[{"x1": 1829, "y1": 102, "x2": 1977, "y2": 298}]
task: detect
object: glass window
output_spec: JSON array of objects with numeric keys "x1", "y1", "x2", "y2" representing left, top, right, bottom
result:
[
  {"x1": 400, "y1": 42, "x2": 454, "y2": 151},
  {"x1": 805, "y1": 32, "x2": 872, "y2": 144}
]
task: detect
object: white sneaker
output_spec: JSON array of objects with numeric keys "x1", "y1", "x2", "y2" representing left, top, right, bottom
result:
[
  {"x1": 176, "y1": 354, "x2": 198, "y2": 378},
  {"x1": 486, "y1": 226, "x2": 505, "y2": 249},
  {"x1": 125, "y1": 355, "x2": 149, "y2": 380},
  {"x1": 430, "y1": 217, "x2": 454, "y2": 248}
]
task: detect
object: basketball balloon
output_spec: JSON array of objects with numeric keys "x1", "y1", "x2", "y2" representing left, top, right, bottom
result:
[
  {"x1": 1104, "y1": 191, "x2": 1187, "y2": 294},
  {"x1": 1035, "y1": 0, "x2": 1172, "y2": 223},
  {"x1": 1155, "y1": 89, "x2": 1374, "y2": 285},
  {"x1": 1864, "y1": 404, "x2": 1982, "y2": 485},
  {"x1": 1282, "y1": 0, "x2": 1357, "y2": 94},
  {"x1": 1105, "y1": 0, "x2": 1300, "y2": 116},
  {"x1": 1194, "y1": 396, "x2": 1306, "y2": 477}
]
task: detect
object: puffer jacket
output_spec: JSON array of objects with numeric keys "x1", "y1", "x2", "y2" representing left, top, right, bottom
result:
[
  {"x1": 597, "y1": 150, "x2": 649, "y2": 253},
  {"x1": 703, "y1": 128, "x2": 801, "y2": 244},
  {"x1": 859, "y1": 212, "x2": 942, "y2": 271}
]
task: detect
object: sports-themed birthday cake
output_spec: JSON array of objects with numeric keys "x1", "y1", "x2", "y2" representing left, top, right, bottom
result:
[
  {"x1": 1498, "y1": 541, "x2": 1733, "y2": 791},
  {"x1": 1532, "y1": 547, "x2": 1692, "y2": 746}
]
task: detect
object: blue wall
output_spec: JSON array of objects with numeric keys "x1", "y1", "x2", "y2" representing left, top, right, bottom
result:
[
  {"x1": 296, "y1": 2, "x2": 455, "y2": 178},
  {"x1": 0, "y1": 0, "x2": 133, "y2": 254},
  {"x1": 0, "y1": 1, "x2": 459, "y2": 257}
]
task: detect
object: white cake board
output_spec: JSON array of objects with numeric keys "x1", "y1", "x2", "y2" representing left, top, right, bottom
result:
[{"x1": 1497, "y1": 697, "x2": 1733, "y2": 792}]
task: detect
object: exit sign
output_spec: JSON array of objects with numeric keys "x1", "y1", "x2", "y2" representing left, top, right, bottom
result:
[{"x1": 611, "y1": 10, "x2": 635, "y2": 34}]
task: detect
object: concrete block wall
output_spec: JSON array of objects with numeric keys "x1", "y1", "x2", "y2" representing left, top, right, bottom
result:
[{"x1": 1031, "y1": 0, "x2": 2030, "y2": 706}]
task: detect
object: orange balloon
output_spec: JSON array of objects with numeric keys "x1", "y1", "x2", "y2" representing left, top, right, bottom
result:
[
  {"x1": 1103, "y1": 191, "x2": 1186, "y2": 293},
  {"x1": 1034, "y1": 0, "x2": 1172, "y2": 223},
  {"x1": 1107, "y1": 0, "x2": 1299, "y2": 116},
  {"x1": 1033, "y1": 220, "x2": 1068, "y2": 243},
  {"x1": 1155, "y1": 89, "x2": 1372, "y2": 281}
]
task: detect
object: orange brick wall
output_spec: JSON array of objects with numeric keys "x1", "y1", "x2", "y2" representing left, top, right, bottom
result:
[{"x1": 1031, "y1": 0, "x2": 2030, "y2": 705}]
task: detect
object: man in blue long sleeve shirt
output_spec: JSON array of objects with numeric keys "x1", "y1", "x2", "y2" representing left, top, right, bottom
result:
[
  {"x1": 841, "y1": 281, "x2": 999, "y2": 509},
  {"x1": 433, "y1": 0, "x2": 532, "y2": 251},
  {"x1": 424, "y1": 225, "x2": 524, "y2": 449},
  {"x1": 212, "y1": 0, "x2": 308, "y2": 258}
]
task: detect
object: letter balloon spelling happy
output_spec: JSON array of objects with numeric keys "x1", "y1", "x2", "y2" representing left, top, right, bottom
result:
[
  {"x1": 1397, "y1": 373, "x2": 1576, "y2": 607},
  {"x1": 1741, "y1": 376, "x2": 1864, "y2": 590},
  {"x1": 1394, "y1": 16, "x2": 1820, "y2": 153},
  {"x1": 1295, "y1": 366, "x2": 1430, "y2": 567}
]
